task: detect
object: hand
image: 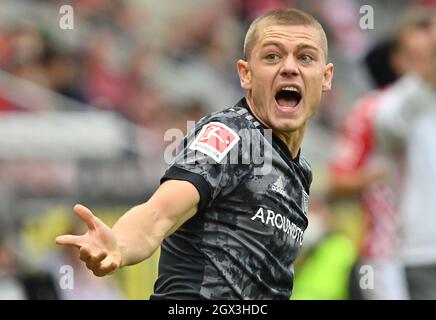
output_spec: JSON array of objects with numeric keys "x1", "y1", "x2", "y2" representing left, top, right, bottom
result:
[{"x1": 56, "y1": 204, "x2": 122, "y2": 277}]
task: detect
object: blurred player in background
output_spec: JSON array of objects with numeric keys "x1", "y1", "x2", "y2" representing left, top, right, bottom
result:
[
  {"x1": 56, "y1": 8, "x2": 334, "y2": 299},
  {"x1": 329, "y1": 6, "x2": 435, "y2": 300},
  {"x1": 328, "y1": 40, "x2": 405, "y2": 299},
  {"x1": 375, "y1": 7, "x2": 436, "y2": 300}
]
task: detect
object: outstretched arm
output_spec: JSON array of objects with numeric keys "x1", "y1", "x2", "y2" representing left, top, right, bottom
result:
[{"x1": 56, "y1": 179, "x2": 200, "y2": 276}]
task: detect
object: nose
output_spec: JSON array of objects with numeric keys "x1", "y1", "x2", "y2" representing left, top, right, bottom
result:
[{"x1": 280, "y1": 55, "x2": 299, "y2": 77}]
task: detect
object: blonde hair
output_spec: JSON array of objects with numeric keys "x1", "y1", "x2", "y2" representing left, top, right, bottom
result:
[{"x1": 243, "y1": 8, "x2": 328, "y2": 61}]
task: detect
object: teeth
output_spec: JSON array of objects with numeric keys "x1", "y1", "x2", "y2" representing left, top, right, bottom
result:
[{"x1": 280, "y1": 87, "x2": 299, "y2": 93}]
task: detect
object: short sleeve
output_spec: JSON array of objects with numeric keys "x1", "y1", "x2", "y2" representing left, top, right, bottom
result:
[{"x1": 161, "y1": 115, "x2": 254, "y2": 212}]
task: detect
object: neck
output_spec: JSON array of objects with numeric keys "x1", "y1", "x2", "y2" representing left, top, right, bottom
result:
[
  {"x1": 245, "y1": 96, "x2": 305, "y2": 159},
  {"x1": 273, "y1": 127, "x2": 306, "y2": 159}
]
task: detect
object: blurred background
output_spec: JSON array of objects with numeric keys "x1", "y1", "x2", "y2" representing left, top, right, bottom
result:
[{"x1": 0, "y1": 0, "x2": 434, "y2": 300}]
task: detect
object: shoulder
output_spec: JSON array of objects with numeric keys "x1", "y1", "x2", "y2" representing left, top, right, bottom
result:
[
  {"x1": 185, "y1": 102, "x2": 260, "y2": 164},
  {"x1": 196, "y1": 106, "x2": 258, "y2": 132},
  {"x1": 378, "y1": 75, "x2": 429, "y2": 110},
  {"x1": 191, "y1": 103, "x2": 260, "y2": 146}
]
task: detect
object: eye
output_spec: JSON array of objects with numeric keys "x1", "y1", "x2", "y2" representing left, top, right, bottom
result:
[
  {"x1": 298, "y1": 54, "x2": 313, "y2": 62},
  {"x1": 265, "y1": 53, "x2": 280, "y2": 62}
]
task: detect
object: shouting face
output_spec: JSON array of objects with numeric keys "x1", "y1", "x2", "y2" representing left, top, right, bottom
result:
[{"x1": 237, "y1": 23, "x2": 334, "y2": 138}]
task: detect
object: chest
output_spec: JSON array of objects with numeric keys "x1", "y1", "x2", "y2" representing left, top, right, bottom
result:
[{"x1": 219, "y1": 163, "x2": 310, "y2": 259}]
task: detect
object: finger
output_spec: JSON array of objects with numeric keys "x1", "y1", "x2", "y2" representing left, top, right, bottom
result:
[
  {"x1": 93, "y1": 261, "x2": 118, "y2": 277},
  {"x1": 79, "y1": 245, "x2": 92, "y2": 262},
  {"x1": 82, "y1": 248, "x2": 108, "y2": 270},
  {"x1": 91, "y1": 215, "x2": 107, "y2": 229},
  {"x1": 55, "y1": 234, "x2": 83, "y2": 248},
  {"x1": 85, "y1": 251, "x2": 108, "y2": 269},
  {"x1": 73, "y1": 204, "x2": 96, "y2": 231},
  {"x1": 93, "y1": 250, "x2": 108, "y2": 264}
]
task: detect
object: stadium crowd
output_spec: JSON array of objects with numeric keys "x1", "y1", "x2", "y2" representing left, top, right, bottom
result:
[{"x1": 0, "y1": 0, "x2": 434, "y2": 299}]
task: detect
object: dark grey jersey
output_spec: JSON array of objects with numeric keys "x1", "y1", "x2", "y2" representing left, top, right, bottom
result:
[{"x1": 151, "y1": 98, "x2": 312, "y2": 300}]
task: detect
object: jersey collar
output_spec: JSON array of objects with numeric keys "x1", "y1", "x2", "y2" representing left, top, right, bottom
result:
[{"x1": 236, "y1": 97, "x2": 301, "y2": 165}]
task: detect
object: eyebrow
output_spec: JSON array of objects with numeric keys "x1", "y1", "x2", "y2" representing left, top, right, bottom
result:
[
  {"x1": 294, "y1": 44, "x2": 320, "y2": 53},
  {"x1": 261, "y1": 41, "x2": 286, "y2": 51},
  {"x1": 261, "y1": 42, "x2": 320, "y2": 54}
]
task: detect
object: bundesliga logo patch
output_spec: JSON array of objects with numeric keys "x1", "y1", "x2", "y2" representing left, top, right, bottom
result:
[{"x1": 189, "y1": 122, "x2": 240, "y2": 163}]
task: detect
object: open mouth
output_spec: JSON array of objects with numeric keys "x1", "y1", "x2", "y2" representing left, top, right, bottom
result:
[{"x1": 275, "y1": 87, "x2": 302, "y2": 109}]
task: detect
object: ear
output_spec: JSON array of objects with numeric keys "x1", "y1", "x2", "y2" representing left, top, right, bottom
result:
[
  {"x1": 322, "y1": 63, "x2": 334, "y2": 92},
  {"x1": 237, "y1": 59, "x2": 252, "y2": 90}
]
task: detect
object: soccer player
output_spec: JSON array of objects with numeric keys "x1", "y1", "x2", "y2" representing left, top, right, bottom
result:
[
  {"x1": 328, "y1": 39, "x2": 404, "y2": 299},
  {"x1": 330, "y1": 7, "x2": 436, "y2": 300},
  {"x1": 375, "y1": 8, "x2": 436, "y2": 299},
  {"x1": 56, "y1": 8, "x2": 334, "y2": 299}
]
